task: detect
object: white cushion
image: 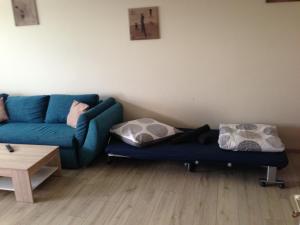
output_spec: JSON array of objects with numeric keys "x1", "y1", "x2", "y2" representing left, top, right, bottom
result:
[
  {"x1": 110, "y1": 118, "x2": 181, "y2": 147},
  {"x1": 218, "y1": 124, "x2": 285, "y2": 152}
]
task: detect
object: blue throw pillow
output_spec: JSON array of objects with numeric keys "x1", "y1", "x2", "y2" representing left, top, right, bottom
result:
[
  {"x1": 0, "y1": 94, "x2": 8, "y2": 102},
  {"x1": 6, "y1": 95, "x2": 50, "y2": 123},
  {"x1": 75, "y1": 98, "x2": 115, "y2": 146},
  {"x1": 45, "y1": 94, "x2": 99, "y2": 123}
]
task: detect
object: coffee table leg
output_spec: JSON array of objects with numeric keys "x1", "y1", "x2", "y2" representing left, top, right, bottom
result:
[
  {"x1": 53, "y1": 151, "x2": 62, "y2": 177},
  {"x1": 47, "y1": 150, "x2": 61, "y2": 177},
  {"x1": 47, "y1": 150, "x2": 62, "y2": 177},
  {"x1": 12, "y1": 170, "x2": 34, "y2": 203}
]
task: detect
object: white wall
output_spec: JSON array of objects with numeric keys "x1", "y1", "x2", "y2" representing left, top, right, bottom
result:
[{"x1": 0, "y1": 0, "x2": 300, "y2": 149}]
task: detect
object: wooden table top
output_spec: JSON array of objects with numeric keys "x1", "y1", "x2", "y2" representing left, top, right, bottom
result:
[{"x1": 0, "y1": 144, "x2": 59, "y2": 170}]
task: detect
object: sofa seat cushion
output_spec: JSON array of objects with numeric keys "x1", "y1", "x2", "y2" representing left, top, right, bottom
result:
[
  {"x1": 6, "y1": 95, "x2": 49, "y2": 123},
  {"x1": 45, "y1": 94, "x2": 99, "y2": 123},
  {"x1": 0, "y1": 123, "x2": 76, "y2": 148}
]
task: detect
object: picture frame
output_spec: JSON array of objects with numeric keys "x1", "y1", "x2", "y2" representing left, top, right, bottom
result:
[
  {"x1": 128, "y1": 7, "x2": 160, "y2": 41},
  {"x1": 11, "y1": 0, "x2": 39, "y2": 26}
]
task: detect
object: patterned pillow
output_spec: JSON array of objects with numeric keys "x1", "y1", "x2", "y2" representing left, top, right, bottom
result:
[
  {"x1": 218, "y1": 124, "x2": 285, "y2": 152},
  {"x1": 110, "y1": 118, "x2": 182, "y2": 147},
  {"x1": 0, "y1": 98, "x2": 8, "y2": 122}
]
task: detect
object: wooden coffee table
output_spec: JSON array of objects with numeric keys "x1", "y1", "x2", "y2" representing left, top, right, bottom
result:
[{"x1": 0, "y1": 144, "x2": 61, "y2": 203}]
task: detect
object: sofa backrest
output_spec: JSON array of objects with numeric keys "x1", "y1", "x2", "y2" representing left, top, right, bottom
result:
[
  {"x1": 45, "y1": 94, "x2": 99, "y2": 123},
  {"x1": 6, "y1": 95, "x2": 50, "y2": 123}
]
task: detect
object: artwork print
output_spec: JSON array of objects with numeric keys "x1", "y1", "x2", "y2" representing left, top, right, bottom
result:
[
  {"x1": 128, "y1": 7, "x2": 160, "y2": 40},
  {"x1": 11, "y1": 0, "x2": 39, "y2": 26}
]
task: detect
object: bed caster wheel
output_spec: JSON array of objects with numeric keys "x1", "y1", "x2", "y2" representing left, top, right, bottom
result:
[
  {"x1": 185, "y1": 163, "x2": 196, "y2": 172},
  {"x1": 107, "y1": 156, "x2": 113, "y2": 164},
  {"x1": 259, "y1": 178, "x2": 286, "y2": 189},
  {"x1": 259, "y1": 181, "x2": 267, "y2": 187},
  {"x1": 292, "y1": 211, "x2": 300, "y2": 218}
]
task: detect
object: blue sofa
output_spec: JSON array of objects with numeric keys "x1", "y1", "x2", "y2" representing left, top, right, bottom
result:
[{"x1": 0, "y1": 93, "x2": 123, "y2": 168}]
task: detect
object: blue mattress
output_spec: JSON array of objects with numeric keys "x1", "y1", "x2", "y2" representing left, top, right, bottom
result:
[{"x1": 106, "y1": 130, "x2": 289, "y2": 169}]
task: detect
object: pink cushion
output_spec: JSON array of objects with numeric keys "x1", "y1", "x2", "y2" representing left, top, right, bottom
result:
[
  {"x1": 0, "y1": 98, "x2": 8, "y2": 122},
  {"x1": 67, "y1": 100, "x2": 89, "y2": 128}
]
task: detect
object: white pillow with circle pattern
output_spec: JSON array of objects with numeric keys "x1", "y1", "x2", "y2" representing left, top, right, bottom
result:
[
  {"x1": 218, "y1": 124, "x2": 285, "y2": 152},
  {"x1": 110, "y1": 118, "x2": 182, "y2": 147}
]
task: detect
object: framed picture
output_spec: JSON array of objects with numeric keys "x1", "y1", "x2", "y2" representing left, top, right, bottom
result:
[
  {"x1": 128, "y1": 7, "x2": 160, "y2": 41},
  {"x1": 11, "y1": 0, "x2": 39, "y2": 26},
  {"x1": 266, "y1": 0, "x2": 300, "y2": 2}
]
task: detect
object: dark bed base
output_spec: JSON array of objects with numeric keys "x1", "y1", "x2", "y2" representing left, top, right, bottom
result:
[
  {"x1": 107, "y1": 154, "x2": 286, "y2": 189},
  {"x1": 106, "y1": 131, "x2": 288, "y2": 189}
]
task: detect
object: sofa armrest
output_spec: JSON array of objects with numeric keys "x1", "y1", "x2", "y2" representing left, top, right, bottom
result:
[
  {"x1": 75, "y1": 98, "x2": 116, "y2": 146},
  {"x1": 79, "y1": 102, "x2": 123, "y2": 167}
]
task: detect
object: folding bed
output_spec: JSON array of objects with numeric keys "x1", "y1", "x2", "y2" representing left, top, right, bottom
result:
[{"x1": 106, "y1": 130, "x2": 288, "y2": 188}]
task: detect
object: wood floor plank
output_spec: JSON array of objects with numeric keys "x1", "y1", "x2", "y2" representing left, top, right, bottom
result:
[
  {"x1": 192, "y1": 169, "x2": 219, "y2": 225},
  {"x1": 216, "y1": 170, "x2": 239, "y2": 225},
  {"x1": 0, "y1": 154, "x2": 297, "y2": 225},
  {"x1": 238, "y1": 170, "x2": 265, "y2": 225},
  {"x1": 278, "y1": 153, "x2": 300, "y2": 225},
  {"x1": 146, "y1": 164, "x2": 187, "y2": 225},
  {"x1": 123, "y1": 163, "x2": 171, "y2": 225}
]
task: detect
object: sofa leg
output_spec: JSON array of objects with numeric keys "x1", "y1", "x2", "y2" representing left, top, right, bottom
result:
[{"x1": 259, "y1": 166, "x2": 285, "y2": 188}]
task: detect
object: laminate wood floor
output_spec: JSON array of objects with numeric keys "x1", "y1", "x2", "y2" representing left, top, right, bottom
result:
[{"x1": 0, "y1": 153, "x2": 299, "y2": 225}]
